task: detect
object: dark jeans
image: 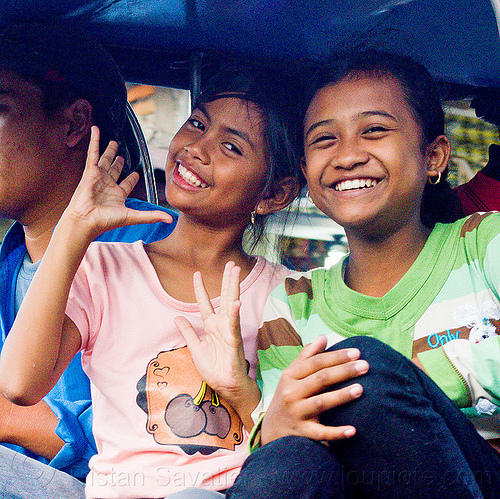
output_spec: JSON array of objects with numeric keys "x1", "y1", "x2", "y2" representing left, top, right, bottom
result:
[{"x1": 226, "y1": 337, "x2": 500, "y2": 499}]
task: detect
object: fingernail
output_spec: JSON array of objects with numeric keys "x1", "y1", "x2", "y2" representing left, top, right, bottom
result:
[
  {"x1": 346, "y1": 348, "x2": 360, "y2": 360},
  {"x1": 350, "y1": 384, "x2": 363, "y2": 397},
  {"x1": 355, "y1": 360, "x2": 369, "y2": 373},
  {"x1": 344, "y1": 427, "x2": 356, "y2": 438}
]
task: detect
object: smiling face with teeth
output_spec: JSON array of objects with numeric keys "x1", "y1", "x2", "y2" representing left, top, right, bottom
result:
[
  {"x1": 303, "y1": 74, "x2": 440, "y2": 240},
  {"x1": 164, "y1": 97, "x2": 270, "y2": 227}
]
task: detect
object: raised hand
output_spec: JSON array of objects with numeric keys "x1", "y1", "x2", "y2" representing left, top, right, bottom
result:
[
  {"x1": 261, "y1": 336, "x2": 369, "y2": 445},
  {"x1": 64, "y1": 126, "x2": 173, "y2": 241},
  {"x1": 174, "y1": 262, "x2": 260, "y2": 426}
]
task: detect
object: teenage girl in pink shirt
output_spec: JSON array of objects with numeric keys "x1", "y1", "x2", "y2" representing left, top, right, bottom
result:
[{"x1": 0, "y1": 64, "x2": 325, "y2": 499}]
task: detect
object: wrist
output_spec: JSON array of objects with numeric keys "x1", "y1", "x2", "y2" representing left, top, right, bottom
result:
[
  {"x1": 55, "y1": 212, "x2": 96, "y2": 248},
  {"x1": 224, "y1": 376, "x2": 259, "y2": 409}
]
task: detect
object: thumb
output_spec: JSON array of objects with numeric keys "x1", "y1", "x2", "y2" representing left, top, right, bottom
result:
[
  {"x1": 299, "y1": 335, "x2": 328, "y2": 359},
  {"x1": 175, "y1": 316, "x2": 202, "y2": 350},
  {"x1": 123, "y1": 208, "x2": 174, "y2": 227}
]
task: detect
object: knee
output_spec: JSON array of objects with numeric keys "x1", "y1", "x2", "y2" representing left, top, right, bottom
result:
[
  {"x1": 322, "y1": 337, "x2": 422, "y2": 423},
  {"x1": 244, "y1": 435, "x2": 332, "y2": 468}
]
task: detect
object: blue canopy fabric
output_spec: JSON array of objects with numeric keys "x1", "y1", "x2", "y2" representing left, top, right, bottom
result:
[{"x1": 1, "y1": 0, "x2": 499, "y2": 91}]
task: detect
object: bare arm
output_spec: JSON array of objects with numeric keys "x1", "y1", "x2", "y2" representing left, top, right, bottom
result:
[
  {"x1": 0, "y1": 396, "x2": 64, "y2": 459},
  {"x1": 0, "y1": 127, "x2": 173, "y2": 406},
  {"x1": 175, "y1": 262, "x2": 260, "y2": 431}
]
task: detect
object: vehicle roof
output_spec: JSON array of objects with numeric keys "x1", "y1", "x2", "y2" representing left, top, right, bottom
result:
[{"x1": 1, "y1": 0, "x2": 500, "y2": 95}]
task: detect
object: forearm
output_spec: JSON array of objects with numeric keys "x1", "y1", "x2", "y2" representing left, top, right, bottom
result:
[
  {"x1": 0, "y1": 396, "x2": 64, "y2": 459},
  {"x1": 0, "y1": 216, "x2": 92, "y2": 405}
]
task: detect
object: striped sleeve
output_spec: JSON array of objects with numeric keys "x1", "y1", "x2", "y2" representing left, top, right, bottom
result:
[
  {"x1": 420, "y1": 213, "x2": 500, "y2": 413},
  {"x1": 252, "y1": 273, "x2": 316, "y2": 422}
]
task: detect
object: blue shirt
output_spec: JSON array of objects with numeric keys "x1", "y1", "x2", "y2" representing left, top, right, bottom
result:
[{"x1": 0, "y1": 198, "x2": 177, "y2": 480}]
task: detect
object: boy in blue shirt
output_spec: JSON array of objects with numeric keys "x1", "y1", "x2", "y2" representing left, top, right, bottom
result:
[{"x1": 0, "y1": 24, "x2": 175, "y2": 497}]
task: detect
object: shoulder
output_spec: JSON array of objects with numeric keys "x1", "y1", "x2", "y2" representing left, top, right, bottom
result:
[
  {"x1": 456, "y1": 212, "x2": 500, "y2": 236},
  {"x1": 435, "y1": 213, "x2": 500, "y2": 268},
  {"x1": 262, "y1": 269, "x2": 317, "y2": 320},
  {"x1": 80, "y1": 241, "x2": 145, "y2": 273},
  {"x1": 433, "y1": 212, "x2": 500, "y2": 241},
  {"x1": 0, "y1": 222, "x2": 25, "y2": 262}
]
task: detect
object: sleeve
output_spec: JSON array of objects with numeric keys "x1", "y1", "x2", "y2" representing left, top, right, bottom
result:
[
  {"x1": 419, "y1": 213, "x2": 500, "y2": 412},
  {"x1": 45, "y1": 397, "x2": 96, "y2": 481},
  {"x1": 65, "y1": 249, "x2": 101, "y2": 352},
  {"x1": 247, "y1": 280, "x2": 304, "y2": 454},
  {"x1": 97, "y1": 199, "x2": 177, "y2": 244},
  {"x1": 253, "y1": 282, "x2": 304, "y2": 417}
]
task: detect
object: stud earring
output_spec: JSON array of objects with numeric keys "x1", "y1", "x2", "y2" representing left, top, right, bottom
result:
[{"x1": 428, "y1": 171, "x2": 441, "y2": 185}]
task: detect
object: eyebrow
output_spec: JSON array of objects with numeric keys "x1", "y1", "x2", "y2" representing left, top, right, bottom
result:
[
  {"x1": 222, "y1": 125, "x2": 254, "y2": 150},
  {"x1": 196, "y1": 102, "x2": 255, "y2": 150},
  {"x1": 305, "y1": 110, "x2": 398, "y2": 139}
]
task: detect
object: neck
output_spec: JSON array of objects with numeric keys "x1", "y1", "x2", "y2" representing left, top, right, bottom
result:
[
  {"x1": 344, "y1": 222, "x2": 431, "y2": 297},
  {"x1": 22, "y1": 193, "x2": 76, "y2": 263},
  {"x1": 151, "y1": 213, "x2": 254, "y2": 273}
]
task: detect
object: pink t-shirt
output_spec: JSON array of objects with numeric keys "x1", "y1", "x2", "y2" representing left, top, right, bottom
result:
[{"x1": 66, "y1": 241, "x2": 290, "y2": 498}]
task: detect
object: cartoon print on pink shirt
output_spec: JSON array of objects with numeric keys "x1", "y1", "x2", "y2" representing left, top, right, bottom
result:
[{"x1": 136, "y1": 347, "x2": 243, "y2": 454}]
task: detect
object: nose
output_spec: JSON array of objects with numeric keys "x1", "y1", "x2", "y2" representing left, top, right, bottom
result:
[
  {"x1": 184, "y1": 134, "x2": 211, "y2": 165},
  {"x1": 333, "y1": 136, "x2": 369, "y2": 170}
]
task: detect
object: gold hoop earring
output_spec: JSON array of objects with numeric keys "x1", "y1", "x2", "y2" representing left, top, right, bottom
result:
[
  {"x1": 250, "y1": 211, "x2": 256, "y2": 225},
  {"x1": 428, "y1": 171, "x2": 441, "y2": 185},
  {"x1": 306, "y1": 190, "x2": 314, "y2": 204}
]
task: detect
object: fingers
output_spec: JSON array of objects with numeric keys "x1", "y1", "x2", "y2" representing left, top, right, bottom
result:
[
  {"x1": 297, "y1": 420, "x2": 357, "y2": 442},
  {"x1": 301, "y1": 382, "x2": 364, "y2": 420},
  {"x1": 85, "y1": 126, "x2": 102, "y2": 175},
  {"x1": 193, "y1": 262, "x2": 241, "y2": 321},
  {"x1": 261, "y1": 406, "x2": 357, "y2": 445},
  {"x1": 277, "y1": 341, "x2": 368, "y2": 407},
  {"x1": 299, "y1": 335, "x2": 329, "y2": 358},
  {"x1": 87, "y1": 126, "x2": 124, "y2": 181},
  {"x1": 193, "y1": 271, "x2": 214, "y2": 320},
  {"x1": 220, "y1": 262, "x2": 240, "y2": 316},
  {"x1": 99, "y1": 142, "x2": 122, "y2": 182},
  {"x1": 229, "y1": 299, "x2": 242, "y2": 337},
  {"x1": 292, "y1": 339, "x2": 363, "y2": 380},
  {"x1": 119, "y1": 171, "x2": 139, "y2": 196},
  {"x1": 291, "y1": 357, "x2": 368, "y2": 401}
]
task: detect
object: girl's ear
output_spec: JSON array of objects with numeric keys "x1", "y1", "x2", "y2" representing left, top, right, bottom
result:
[
  {"x1": 300, "y1": 157, "x2": 307, "y2": 181},
  {"x1": 255, "y1": 177, "x2": 301, "y2": 216},
  {"x1": 426, "y1": 135, "x2": 451, "y2": 178},
  {"x1": 62, "y1": 99, "x2": 93, "y2": 148}
]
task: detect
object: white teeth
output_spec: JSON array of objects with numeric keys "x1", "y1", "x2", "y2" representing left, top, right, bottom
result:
[
  {"x1": 177, "y1": 164, "x2": 208, "y2": 188},
  {"x1": 335, "y1": 178, "x2": 378, "y2": 192}
]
